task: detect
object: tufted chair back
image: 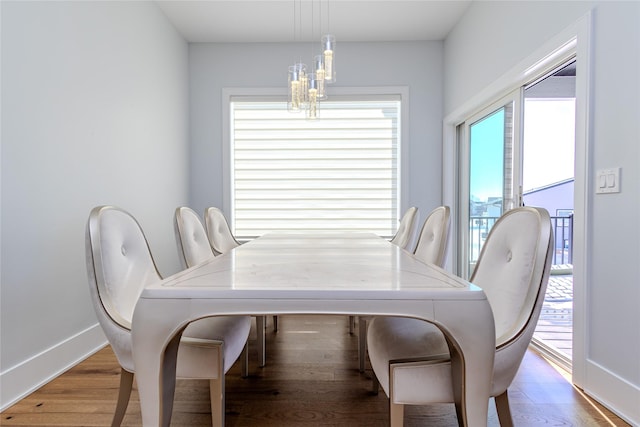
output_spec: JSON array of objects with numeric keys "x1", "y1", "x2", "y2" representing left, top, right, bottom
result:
[
  {"x1": 174, "y1": 207, "x2": 215, "y2": 269},
  {"x1": 470, "y1": 206, "x2": 553, "y2": 396},
  {"x1": 204, "y1": 207, "x2": 241, "y2": 255},
  {"x1": 390, "y1": 206, "x2": 419, "y2": 250},
  {"x1": 413, "y1": 206, "x2": 451, "y2": 267},
  {"x1": 85, "y1": 206, "x2": 161, "y2": 371}
]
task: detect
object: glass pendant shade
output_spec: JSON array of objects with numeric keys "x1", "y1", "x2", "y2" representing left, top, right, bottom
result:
[
  {"x1": 307, "y1": 73, "x2": 319, "y2": 120},
  {"x1": 285, "y1": 5, "x2": 335, "y2": 118},
  {"x1": 297, "y1": 63, "x2": 308, "y2": 105},
  {"x1": 321, "y1": 34, "x2": 336, "y2": 83},
  {"x1": 288, "y1": 65, "x2": 301, "y2": 112},
  {"x1": 314, "y1": 54, "x2": 327, "y2": 100}
]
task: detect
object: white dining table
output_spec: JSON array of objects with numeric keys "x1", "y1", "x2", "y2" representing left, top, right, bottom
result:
[{"x1": 131, "y1": 233, "x2": 495, "y2": 426}]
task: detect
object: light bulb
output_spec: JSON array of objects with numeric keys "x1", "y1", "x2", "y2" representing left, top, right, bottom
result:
[
  {"x1": 291, "y1": 80, "x2": 300, "y2": 110},
  {"x1": 322, "y1": 35, "x2": 335, "y2": 83},
  {"x1": 307, "y1": 73, "x2": 319, "y2": 120},
  {"x1": 296, "y1": 63, "x2": 308, "y2": 105},
  {"x1": 307, "y1": 89, "x2": 318, "y2": 120},
  {"x1": 314, "y1": 54, "x2": 326, "y2": 100},
  {"x1": 288, "y1": 65, "x2": 301, "y2": 112},
  {"x1": 300, "y1": 74, "x2": 308, "y2": 104}
]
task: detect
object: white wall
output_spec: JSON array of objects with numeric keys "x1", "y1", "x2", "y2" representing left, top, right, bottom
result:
[
  {"x1": 443, "y1": 1, "x2": 639, "y2": 424},
  {"x1": 0, "y1": 1, "x2": 189, "y2": 409},
  {"x1": 188, "y1": 41, "x2": 444, "y2": 217}
]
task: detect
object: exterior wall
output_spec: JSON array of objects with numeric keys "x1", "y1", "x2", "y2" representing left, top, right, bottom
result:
[{"x1": 523, "y1": 180, "x2": 575, "y2": 216}]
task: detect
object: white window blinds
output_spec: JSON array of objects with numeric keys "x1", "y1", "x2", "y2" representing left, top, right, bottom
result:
[{"x1": 230, "y1": 96, "x2": 401, "y2": 240}]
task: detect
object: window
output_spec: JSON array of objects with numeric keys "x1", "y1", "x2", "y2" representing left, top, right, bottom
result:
[{"x1": 227, "y1": 91, "x2": 404, "y2": 240}]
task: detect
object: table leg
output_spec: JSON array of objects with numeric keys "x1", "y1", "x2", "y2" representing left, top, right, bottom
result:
[
  {"x1": 433, "y1": 299, "x2": 495, "y2": 427},
  {"x1": 257, "y1": 315, "x2": 266, "y2": 367},
  {"x1": 132, "y1": 299, "x2": 188, "y2": 426}
]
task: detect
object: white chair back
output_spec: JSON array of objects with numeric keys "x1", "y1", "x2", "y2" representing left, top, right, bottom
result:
[
  {"x1": 174, "y1": 207, "x2": 215, "y2": 269},
  {"x1": 85, "y1": 206, "x2": 161, "y2": 370},
  {"x1": 471, "y1": 207, "x2": 553, "y2": 346},
  {"x1": 204, "y1": 207, "x2": 241, "y2": 254},
  {"x1": 413, "y1": 206, "x2": 450, "y2": 267},
  {"x1": 390, "y1": 206, "x2": 419, "y2": 250}
]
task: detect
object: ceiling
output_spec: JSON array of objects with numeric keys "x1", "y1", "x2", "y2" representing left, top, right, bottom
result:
[{"x1": 155, "y1": 1, "x2": 473, "y2": 43}]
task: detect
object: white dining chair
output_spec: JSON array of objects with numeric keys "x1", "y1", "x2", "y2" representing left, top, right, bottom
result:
[
  {"x1": 412, "y1": 206, "x2": 451, "y2": 268},
  {"x1": 389, "y1": 206, "x2": 419, "y2": 251},
  {"x1": 367, "y1": 206, "x2": 553, "y2": 426},
  {"x1": 358, "y1": 206, "x2": 451, "y2": 372},
  {"x1": 174, "y1": 206, "x2": 218, "y2": 268},
  {"x1": 204, "y1": 206, "x2": 274, "y2": 366},
  {"x1": 174, "y1": 206, "x2": 250, "y2": 376},
  {"x1": 86, "y1": 206, "x2": 251, "y2": 427},
  {"x1": 204, "y1": 206, "x2": 241, "y2": 255}
]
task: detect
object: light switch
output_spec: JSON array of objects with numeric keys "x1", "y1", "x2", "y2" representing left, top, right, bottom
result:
[
  {"x1": 598, "y1": 174, "x2": 607, "y2": 189},
  {"x1": 595, "y1": 168, "x2": 621, "y2": 194}
]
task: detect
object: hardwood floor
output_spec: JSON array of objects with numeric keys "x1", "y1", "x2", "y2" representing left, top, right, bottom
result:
[{"x1": 2, "y1": 315, "x2": 629, "y2": 426}]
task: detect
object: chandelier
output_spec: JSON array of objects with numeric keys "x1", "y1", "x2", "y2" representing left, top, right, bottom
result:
[{"x1": 287, "y1": 0, "x2": 335, "y2": 119}]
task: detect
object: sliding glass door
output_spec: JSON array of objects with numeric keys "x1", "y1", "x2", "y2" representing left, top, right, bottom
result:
[
  {"x1": 458, "y1": 91, "x2": 522, "y2": 278},
  {"x1": 457, "y1": 60, "x2": 576, "y2": 367}
]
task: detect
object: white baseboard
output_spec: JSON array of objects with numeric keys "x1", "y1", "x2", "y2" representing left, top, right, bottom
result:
[
  {"x1": 0, "y1": 324, "x2": 107, "y2": 411},
  {"x1": 585, "y1": 359, "x2": 640, "y2": 426}
]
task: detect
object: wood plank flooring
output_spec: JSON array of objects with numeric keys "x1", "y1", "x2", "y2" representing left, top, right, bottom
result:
[{"x1": 1, "y1": 315, "x2": 629, "y2": 426}]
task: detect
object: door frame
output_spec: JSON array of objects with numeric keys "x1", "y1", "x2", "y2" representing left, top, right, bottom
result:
[{"x1": 442, "y1": 11, "x2": 592, "y2": 387}]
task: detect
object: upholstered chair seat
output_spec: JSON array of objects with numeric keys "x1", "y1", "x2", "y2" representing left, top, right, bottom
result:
[{"x1": 358, "y1": 206, "x2": 450, "y2": 373}]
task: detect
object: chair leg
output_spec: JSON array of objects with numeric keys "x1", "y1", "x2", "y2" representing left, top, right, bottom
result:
[
  {"x1": 495, "y1": 391, "x2": 514, "y2": 427},
  {"x1": 388, "y1": 364, "x2": 402, "y2": 426},
  {"x1": 349, "y1": 315, "x2": 355, "y2": 334},
  {"x1": 371, "y1": 372, "x2": 380, "y2": 395},
  {"x1": 358, "y1": 317, "x2": 368, "y2": 372},
  {"x1": 256, "y1": 316, "x2": 266, "y2": 367},
  {"x1": 210, "y1": 342, "x2": 226, "y2": 427},
  {"x1": 389, "y1": 401, "x2": 404, "y2": 427},
  {"x1": 273, "y1": 315, "x2": 278, "y2": 332},
  {"x1": 241, "y1": 342, "x2": 249, "y2": 377},
  {"x1": 209, "y1": 378, "x2": 224, "y2": 427},
  {"x1": 111, "y1": 368, "x2": 134, "y2": 427}
]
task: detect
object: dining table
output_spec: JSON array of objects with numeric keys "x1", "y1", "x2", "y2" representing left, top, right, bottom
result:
[{"x1": 131, "y1": 232, "x2": 496, "y2": 426}]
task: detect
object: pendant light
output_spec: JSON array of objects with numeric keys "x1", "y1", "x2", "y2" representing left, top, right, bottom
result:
[
  {"x1": 286, "y1": 0, "x2": 335, "y2": 117},
  {"x1": 314, "y1": 54, "x2": 326, "y2": 100},
  {"x1": 321, "y1": 34, "x2": 335, "y2": 83},
  {"x1": 307, "y1": 73, "x2": 319, "y2": 120}
]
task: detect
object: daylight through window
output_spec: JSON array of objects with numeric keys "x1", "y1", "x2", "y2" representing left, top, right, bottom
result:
[{"x1": 230, "y1": 96, "x2": 401, "y2": 240}]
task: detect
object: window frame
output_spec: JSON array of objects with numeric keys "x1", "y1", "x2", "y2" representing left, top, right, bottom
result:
[{"x1": 222, "y1": 86, "x2": 410, "y2": 237}]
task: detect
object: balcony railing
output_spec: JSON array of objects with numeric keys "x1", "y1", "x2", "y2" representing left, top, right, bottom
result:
[{"x1": 469, "y1": 215, "x2": 573, "y2": 266}]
